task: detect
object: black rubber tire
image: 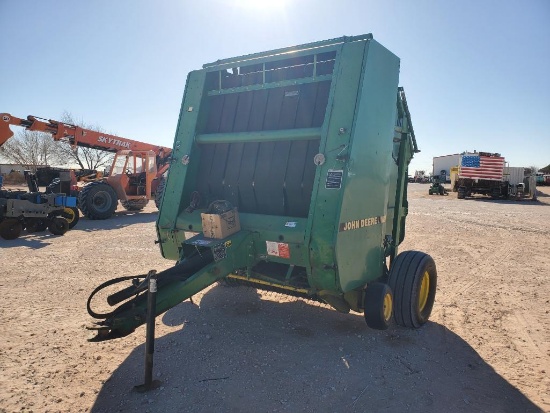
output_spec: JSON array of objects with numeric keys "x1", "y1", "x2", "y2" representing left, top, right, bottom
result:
[
  {"x1": 388, "y1": 250, "x2": 437, "y2": 328},
  {"x1": 62, "y1": 207, "x2": 80, "y2": 229},
  {"x1": 25, "y1": 218, "x2": 48, "y2": 233},
  {"x1": 79, "y1": 182, "x2": 118, "y2": 220},
  {"x1": 154, "y1": 176, "x2": 166, "y2": 209},
  {"x1": 0, "y1": 219, "x2": 23, "y2": 240},
  {"x1": 48, "y1": 217, "x2": 69, "y2": 235},
  {"x1": 363, "y1": 282, "x2": 393, "y2": 330},
  {"x1": 121, "y1": 199, "x2": 148, "y2": 211},
  {"x1": 457, "y1": 187, "x2": 465, "y2": 199}
]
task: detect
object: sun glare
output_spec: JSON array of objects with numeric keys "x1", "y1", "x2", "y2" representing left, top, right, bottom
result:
[{"x1": 233, "y1": 0, "x2": 289, "y2": 12}]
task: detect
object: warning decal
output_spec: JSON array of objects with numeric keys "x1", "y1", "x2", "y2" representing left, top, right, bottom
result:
[
  {"x1": 266, "y1": 241, "x2": 291, "y2": 259},
  {"x1": 325, "y1": 169, "x2": 343, "y2": 189}
]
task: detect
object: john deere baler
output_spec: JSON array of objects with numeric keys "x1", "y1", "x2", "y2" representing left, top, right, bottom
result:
[{"x1": 89, "y1": 34, "x2": 437, "y2": 340}]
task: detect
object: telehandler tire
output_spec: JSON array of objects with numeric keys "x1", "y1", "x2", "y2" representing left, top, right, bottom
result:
[
  {"x1": 48, "y1": 217, "x2": 69, "y2": 235},
  {"x1": 154, "y1": 176, "x2": 166, "y2": 209},
  {"x1": 363, "y1": 282, "x2": 393, "y2": 330},
  {"x1": 79, "y1": 182, "x2": 118, "y2": 220},
  {"x1": 388, "y1": 250, "x2": 437, "y2": 328},
  {"x1": 0, "y1": 218, "x2": 23, "y2": 240},
  {"x1": 121, "y1": 199, "x2": 148, "y2": 211}
]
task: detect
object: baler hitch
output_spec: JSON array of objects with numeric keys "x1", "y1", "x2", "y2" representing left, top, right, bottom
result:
[{"x1": 86, "y1": 249, "x2": 215, "y2": 341}]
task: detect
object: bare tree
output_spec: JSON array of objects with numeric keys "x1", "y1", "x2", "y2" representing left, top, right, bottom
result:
[
  {"x1": 0, "y1": 112, "x2": 114, "y2": 172},
  {"x1": 0, "y1": 129, "x2": 60, "y2": 172},
  {"x1": 527, "y1": 165, "x2": 539, "y2": 175},
  {"x1": 53, "y1": 112, "x2": 114, "y2": 170}
]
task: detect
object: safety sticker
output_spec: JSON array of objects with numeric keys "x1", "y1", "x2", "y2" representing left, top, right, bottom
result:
[
  {"x1": 266, "y1": 241, "x2": 291, "y2": 259},
  {"x1": 285, "y1": 221, "x2": 297, "y2": 228},
  {"x1": 325, "y1": 169, "x2": 343, "y2": 189}
]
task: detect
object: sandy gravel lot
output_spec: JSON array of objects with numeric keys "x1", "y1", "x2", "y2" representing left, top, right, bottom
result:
[{"x1": 1, "y1": 184, "x2": 549, "y2": 413}]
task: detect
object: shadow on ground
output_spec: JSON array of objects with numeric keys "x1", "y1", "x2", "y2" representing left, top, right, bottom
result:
[
  {"x1": 74, "y1": 211, "x2": 158, "y2": 232},
  {"x1": 91, "y1": 286, "x2": 542, "y2": 413},
  {"x1": 0, "y1": 211, "x2": 158, "y2": 249},
  {"x1": 0, "y1": 233, "x2": 55, "y2": 249}
]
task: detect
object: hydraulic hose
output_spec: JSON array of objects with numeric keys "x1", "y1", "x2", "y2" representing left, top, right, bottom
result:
[
  {"x1": 87, "y1": 249, "x2": 214, "y2": 319},
  {"x1": 87, "y1": 275, "x2": 143, "y2": 319}
]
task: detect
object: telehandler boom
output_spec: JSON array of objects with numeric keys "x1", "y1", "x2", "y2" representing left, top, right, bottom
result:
[{"x1": 0, "y1": 113, "x2": 172, "y2": 219}]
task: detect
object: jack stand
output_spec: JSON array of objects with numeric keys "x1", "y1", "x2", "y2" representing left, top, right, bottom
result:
[{"x1": 134, "y1": 270, "x2": 162, "y2": 393}]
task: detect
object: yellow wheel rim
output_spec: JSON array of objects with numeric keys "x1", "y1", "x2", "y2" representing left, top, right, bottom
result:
[
  {"x1": 63, "y1": 208, "x2": 75, "y2": 224},
  {"x1": 418, "y1": 271, "x2": 430, "y2": 312},
  {"x1": 383, "y1": 292, "x2": 393, "y2": 321}
]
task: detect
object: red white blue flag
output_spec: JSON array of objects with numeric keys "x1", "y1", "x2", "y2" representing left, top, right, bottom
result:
[{"x1": 459, "y1": 154, "x2": 505, "y2": 180}]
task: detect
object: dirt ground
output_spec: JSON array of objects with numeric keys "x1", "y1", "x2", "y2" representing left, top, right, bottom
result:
[{"x1": 1, "y1": 184, "x2": 549, "y2": 413}]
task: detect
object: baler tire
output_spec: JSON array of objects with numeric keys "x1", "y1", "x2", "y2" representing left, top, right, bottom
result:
[
  {"x1": 388, "y1": 250, "x2": 437, "y2": 328},
  {"x1": 363, "y1": 282, "x2": 393, "y2": 330},
  {"x1": 79, "y1": 182, "x2": 118, "y2": 220},
  {"x1": 0, "y1": 219, "x2": 23, "y2": 240},
  {"x1": 121, "y1": 199, "x2": 148, "y2": 211},
  {"x1": 48, "y1": 217, "x2": 69, "y2": 236},
  {"x1": 154, "y1": 177, "x2": 166, "y2": 209},
  {"x1": 62, "y1": 207, "x2": 80, "y2": 229}
]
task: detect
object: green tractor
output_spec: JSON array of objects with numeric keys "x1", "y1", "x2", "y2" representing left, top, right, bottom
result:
[
  {"x1": 429, "y1": 177, "x2": 448, "y2": 195},
  {"x1": 88, "y1": 34, "x2": 437, "y2": 340}
]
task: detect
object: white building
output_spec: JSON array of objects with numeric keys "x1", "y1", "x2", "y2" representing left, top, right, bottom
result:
[{"x1": 432, "y1": 154, "x2": 461, "y2": 182}]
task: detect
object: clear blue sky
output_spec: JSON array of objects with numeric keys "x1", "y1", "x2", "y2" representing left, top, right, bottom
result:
[{"x1": 1, "y1": 0, "x2": 548, "y2": 173}]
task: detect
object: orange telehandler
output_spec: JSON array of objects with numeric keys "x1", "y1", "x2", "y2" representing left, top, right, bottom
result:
[{"x1": 0, "y1": 113, "x2": 172, "y2": 219}]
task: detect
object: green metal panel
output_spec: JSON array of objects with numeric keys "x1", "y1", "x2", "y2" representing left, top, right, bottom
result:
[
  {"x1": 335, "y1": 40, "x2": 400, "y2": 292},
  {"x1": 306, "y1": 40, "x2": 368, "y2": 292},
  {"x1": 202, "y1": 34, "x2": 373, "y2": 69},
  {"x1": 390, "y1": 88, "x2": 418, "y2": 258},
  {"x1": 157, "y1": 70, "x2": 206, "y2": 260},
  {"x1": 195, "y1": 127, "x2": 321, "y2": 144}
]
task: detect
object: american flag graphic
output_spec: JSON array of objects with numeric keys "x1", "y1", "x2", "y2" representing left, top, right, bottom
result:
[{"x1": 459, "y1": 154, "x2": 505, "y2": 180}]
